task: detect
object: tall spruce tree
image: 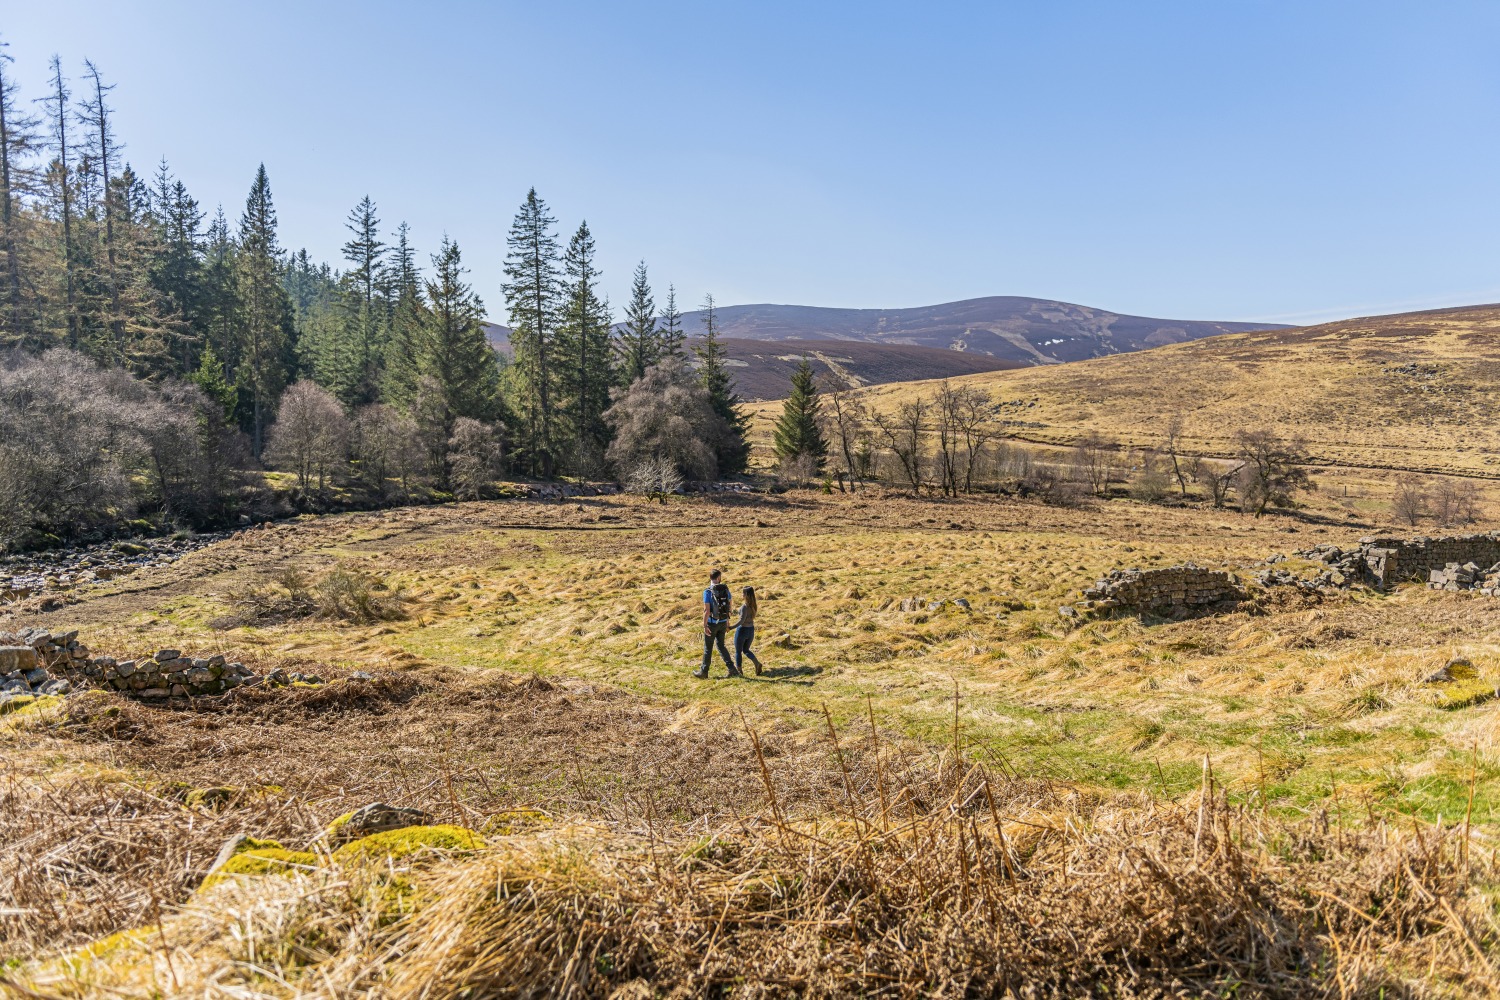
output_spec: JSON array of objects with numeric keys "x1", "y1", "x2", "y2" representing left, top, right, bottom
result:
[
  {"x1": 40, "y1": 55, "x2": 78, "y2": 347},
  {"x1": 500, "y1": 188, "x2": 562, "y2": 477},
  {"x1": 200, "y1": 206, "x2": 238, "y2": 371},
  {"x1": 0, "y1": 37, "x2": 39, "y2": 344},
  {"x1": 618, "y1": 260, "x2": 658, "y2": 382},
  {"x1": 340, "y1": 195, "x2": 386, "y2": 402},
  {"x1": 79, "y1": 60, "x2": 123, "y2": 356},
  {"x1": 557, "y1": 221, "x2": 614, "y2": 469},
  {"x1": 418, "y1": 236, "x2": 499, "y2": 432},
  {"x1": 658, "y1": 283, "x2": 685, "y2": 359},
  {"x1": 235, "y1": 164, "x2": 293, "y2": 457},
  {"x1": 148, "y1": 162, "x2": 204, "y2": 343},
  {"x1": 772, "y1": 356, "x2": 827, "y2": 469},
  {"x1": 381, "y1": 221, "x2": 427, "y2": 405},
  {"x1": 694, "y1": 293, "x2": 748, "y2": 475}
]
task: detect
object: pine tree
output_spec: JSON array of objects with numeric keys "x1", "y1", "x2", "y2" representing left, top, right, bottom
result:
[
  {"x1": 772, "y1": 356, "x2": 827, "y2": 469},
  {"x1": 694, "y1": 293, "x2": 749, "y2": 475},
  {"x1": 659, "y1": 283, "x2": 685, "y2": 359},
  {"x1": 501, "y1": 188, "x2": 562, "y2": 477},
  {"x1": 381, "y1": 221, "x2": 427, "y2": 405},
  {"x1": 557, "y1": 221, "x2": 614, "y2": 471},
  {"x1": 148, "y1": 162, "x2": 205, "y2": 354},
  {"x1": 618, "y1": 260, "x2": 658, "y2": 383},
  {"x1": 340, "y1": 195, "x2": 386, "y2": 403},
  {"x1": 200, "y1": 206, "x2": 239, "y2": 372},
  {"x1": 418, "y1": 236, "x2": 499, "y2": 432},
  {"x1": 0, "y1": 37, "x2": 40, "y2": 344},
  {"x1": 235, "y1": 164, "x2": 293, "y2": 457},
  {"x1": 190, "y1": 342, "x2": 238, "y2": 421},
  {"x1": 40, "y1": 55, "x2": 78, "y2": 347},
  {"x1": 79, "y1": 60, "x2": 123, "y2": 356}
]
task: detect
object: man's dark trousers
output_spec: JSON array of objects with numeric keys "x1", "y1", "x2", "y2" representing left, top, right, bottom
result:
[{"x1": 702, "y1": 622, "x2": 736, "y2": 675}]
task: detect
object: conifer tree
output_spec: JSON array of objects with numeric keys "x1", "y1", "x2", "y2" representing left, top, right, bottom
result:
[
  {"x1": 658, "y1": 283, "x2": 685, "y2": 359},
  {"x1": 148, "y1": 162, "x2": 205, "y2": 346},
  {"x1": 381, "y1": 221, "x2": 427, "y2": 405},
  {"x1": 418, "y1": 236, "x2": 499, "y2": 432},
  {"x1": 340, "y1": 195, "x2": 385, "y2": 402},
  {"x1": 0, "y1": 37, "x2": 39, "y2": 344},
  {"x1": 694, "y1": 293, "x2": 748, "y2": 475},
  {"x1": 235, "y1": 164, "x2": 293, "y2": 457},
  {"x1": 501, "y1": 188, "x2": 562, "y2": 477},
  {"x1": 200, "y1": 206, "x2": 238, "y2": 370},
  {"x1": 557, "y1": 220, "x2": 614, "y2": 469},
  {"x1": 772, "y1": 356, "x2": 827, "y2": 469},
  {"x1": 40, "y1": 55, "x2": 78, "y2": 346},
  {"x1": 618, "y1": 260, "x2": 658, "y2": 382},
  {"x1": 79, "y1": 60, "x2": 123, "y2": 355},
  {"x1": 190, "y1": 342, "x2": 238, "y2": 421}
]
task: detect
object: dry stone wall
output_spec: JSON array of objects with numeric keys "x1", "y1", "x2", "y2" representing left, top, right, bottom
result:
[
  {"x1": 1359, "y1": 534, "x2": 1500, "y2": 589},
  {"x1": 1079, "y1": 564, "x2": 1244, "y2": 614},
  {"x1": 0, "y1": 627, "x2": 269, "y2": 706}
]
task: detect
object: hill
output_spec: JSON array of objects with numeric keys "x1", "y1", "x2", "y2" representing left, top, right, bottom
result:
[
  {"x1": 675, "y1": 296, "x2": 1283, "y2": 365},
  {"x1": 482, "y1": 324, "x2": 1018, "y2": 399},
  {"x1": 801, "y1": 303, "x2": 1500, "y2": 477}
]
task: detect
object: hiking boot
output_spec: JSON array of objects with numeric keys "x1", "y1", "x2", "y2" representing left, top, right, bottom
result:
[
  {"x1": 728, "y1": 668, "x2": 745, "y2": 678},
  {"x1": 691, "y1": 670, "x2": 709, "y2": 680},
  {"x1": 754, "y1": 665, "x2": 762, "y2": 676}
]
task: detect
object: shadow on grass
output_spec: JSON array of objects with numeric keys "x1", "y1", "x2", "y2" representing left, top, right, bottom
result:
[{"x1": 745, "y1": 665, "x2": 823, "y2": 686}]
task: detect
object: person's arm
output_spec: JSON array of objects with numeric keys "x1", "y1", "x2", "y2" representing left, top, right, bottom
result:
[{"x1": 703, "y1": 591, "x2": 711, "y2": 634}]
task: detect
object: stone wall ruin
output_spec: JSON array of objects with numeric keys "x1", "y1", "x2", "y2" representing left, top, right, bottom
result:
[{"x1": 1079, "y1": 564, "x2": 1244, "y2": 614}]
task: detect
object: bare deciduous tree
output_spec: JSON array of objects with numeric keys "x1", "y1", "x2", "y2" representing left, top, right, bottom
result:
[
  {"x1": 447, "y1": 417, "x2": 503, "y2": 499},
  {"x1": 626, "y1": 457, "x2": 684, "y2": 503},
  {"x1": 872, "y1": 397, "x2": 926, "y2": 495},
  {"x1": 604, "y1": 359, "x2": 729, "y2": 481},
  {"x1": 1430, "y1": 478, "x2": 1480, "y2": 527},
  {"x1": 1129, "y1": 447, "x2": 1172, "y2": 502},
  {"x1": 354, "y1": 403, "x2": 422, "y2": 500},
  {"x1": 821, "y1": 377, "x2": 871, "y2": 493},
  {"x1": 1072, "y1": 431, "x2": 1117, "y2": 497},
  {"x1": 266, "y1": 380, "x2": 350, "y2": 491},
  {"x1": 1233, "y1": 429, "x2": 1314, "y2": 516},
  {"x1": 1391, "y1": 473, "x2": 1425, "y2": 527},
  {"x1": 1162, "y1": 413, "x2": 1193, "y2": 497},
  {"x1": 1187, "y1": 456, "x2": 1238, "y2": 509}
]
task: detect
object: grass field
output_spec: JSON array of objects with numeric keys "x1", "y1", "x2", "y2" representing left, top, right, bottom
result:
[{"x1": 3, "y1": 490, "x2": 1499, "y2": 995}]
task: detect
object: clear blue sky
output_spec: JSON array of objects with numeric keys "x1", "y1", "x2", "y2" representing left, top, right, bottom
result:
[{"x1": 8, "y1": 1, "x2": 1500, "y2": 325}]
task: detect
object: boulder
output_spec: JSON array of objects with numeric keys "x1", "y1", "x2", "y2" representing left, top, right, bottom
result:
[
  {"x1": 327, "y1": 802, "x2": 436, "y2": 845},
  {"x1": 0, "y1": 647, "x2": 38, "y2": 673}
]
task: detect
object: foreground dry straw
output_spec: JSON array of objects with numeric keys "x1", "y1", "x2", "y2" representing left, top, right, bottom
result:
[{"x1": 8, "y1": 709, "x2": 1497, "y2": 999}]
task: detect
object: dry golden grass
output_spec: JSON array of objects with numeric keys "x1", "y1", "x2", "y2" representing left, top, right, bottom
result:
[
  {"x1": 4, "y1": 490, "x2": 1500, "y2": 994},
  {"x1": 746, "y1": 303, "x2": 1500, "y2": 484}
]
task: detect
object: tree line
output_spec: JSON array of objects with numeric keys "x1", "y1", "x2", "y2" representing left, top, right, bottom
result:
[{"x1": 0, "y1": 43, "x2": 753, "y2": 547}]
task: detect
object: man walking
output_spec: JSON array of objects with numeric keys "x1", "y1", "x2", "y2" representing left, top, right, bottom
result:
[{"x1": 694, "y1": 568, "x2": 740, "y2": 679}]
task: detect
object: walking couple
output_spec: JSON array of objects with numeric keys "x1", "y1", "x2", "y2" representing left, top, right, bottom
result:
[{"x1": 694, "y1": 568, "x2": 763, "y2": 679}]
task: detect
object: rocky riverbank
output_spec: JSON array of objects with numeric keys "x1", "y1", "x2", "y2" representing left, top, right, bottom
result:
[{"x1": 0, "y1": 532, "x2": 231, "y2": 604}]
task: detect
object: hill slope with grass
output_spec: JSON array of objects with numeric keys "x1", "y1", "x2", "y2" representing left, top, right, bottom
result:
[{"x1": 795, "y1": 303, "x2": 1500, "y2": 476}]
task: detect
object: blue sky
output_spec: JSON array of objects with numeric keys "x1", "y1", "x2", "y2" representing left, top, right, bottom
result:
[{"x1": 7, "y1": 1, "x2": 1500, "y2": 324}]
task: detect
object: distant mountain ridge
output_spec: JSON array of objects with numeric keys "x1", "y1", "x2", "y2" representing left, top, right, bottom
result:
[
  {"x1": 480, "y1": 294, "x2": 1287, "y2": 398},
  {"x1": 672, "y1": 296, "x2": 1286, "y2": 366}
]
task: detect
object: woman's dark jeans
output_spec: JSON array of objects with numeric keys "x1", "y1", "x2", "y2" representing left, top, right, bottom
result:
[{"x1": 734, "y1": 626, "x2": 762, "y2": 673}]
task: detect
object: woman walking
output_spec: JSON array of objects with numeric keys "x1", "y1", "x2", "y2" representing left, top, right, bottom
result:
[{"x1": 734, "y1": 586, "x2": 764, "y2": 676}]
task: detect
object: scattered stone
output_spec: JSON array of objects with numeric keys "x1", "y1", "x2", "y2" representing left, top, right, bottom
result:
[
  {"x1": 329, "y1": 803, "x2": 435, "y2": 845},
  {"x1": 348, "y1": 671, "x2": 375, "y2": 682},
  {"x1": 1426, "y1": 657, "x2": 1477, "y2": 684}
]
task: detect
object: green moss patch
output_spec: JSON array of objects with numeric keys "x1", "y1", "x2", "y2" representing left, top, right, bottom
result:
[
  {"x1": 332, "y1": 825, "x2": 485, "y2": 865},
  {"x1": 201, "y1": 847, "x2": 319, "y2": 889}
]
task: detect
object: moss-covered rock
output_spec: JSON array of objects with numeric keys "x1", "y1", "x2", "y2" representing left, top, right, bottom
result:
[
  {"x1": 332, "y1": 825, "x2": 485, "y2": 865},
  {"x1": 201, "y1": 846, "x2": 319, "y2": 890},
  {"x1": 0, "y1": 694, "x2": 61, "y2": 718}
]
